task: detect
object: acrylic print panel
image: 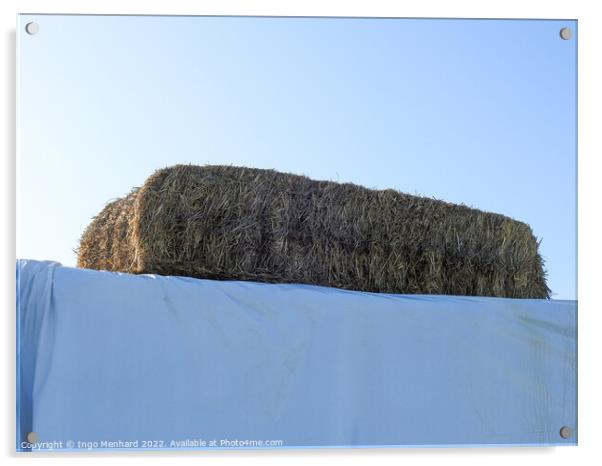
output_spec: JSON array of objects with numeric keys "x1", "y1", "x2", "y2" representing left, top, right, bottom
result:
[{"x1": 16, "y1": 15, "x2": 577, "y2": 451}]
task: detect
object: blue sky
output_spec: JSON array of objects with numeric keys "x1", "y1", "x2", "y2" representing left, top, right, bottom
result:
[{"x1": 17, "y1": 15, "x2": 577, "y2": 299}]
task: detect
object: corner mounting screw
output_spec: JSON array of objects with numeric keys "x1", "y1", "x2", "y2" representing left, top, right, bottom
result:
[
  {"x1": 25, "y1": 22, "x2": 40, "y2": 35},
  {"x1": 559, "y1": 425, "x2": 573, "y2": 439},
  {"x1": 559, "y1": 27, "x2": 573, "y2": 40}
]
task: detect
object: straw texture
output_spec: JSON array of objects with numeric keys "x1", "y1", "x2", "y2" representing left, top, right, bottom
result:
[{"x1": 77, "y1": 165, "x2": 550, "y2": 298}]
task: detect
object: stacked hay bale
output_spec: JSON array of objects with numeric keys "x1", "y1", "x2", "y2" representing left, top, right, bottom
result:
[{"x1": 77, "y1": 164, "x2": 550, "y2": 298}]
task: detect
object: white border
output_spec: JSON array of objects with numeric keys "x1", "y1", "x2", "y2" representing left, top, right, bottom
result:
[{"x1": 2, "y1": 1, "x2": 600, "y2": 465}]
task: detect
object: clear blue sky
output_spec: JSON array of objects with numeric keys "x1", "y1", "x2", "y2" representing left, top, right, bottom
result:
[{"x1": 17, "y1": 15, "x2": 577, "y2": 299}]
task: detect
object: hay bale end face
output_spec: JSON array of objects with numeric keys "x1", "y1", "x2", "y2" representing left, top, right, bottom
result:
[{"x1": 77, "y1": 165, "x2": 550, "y2": 298}]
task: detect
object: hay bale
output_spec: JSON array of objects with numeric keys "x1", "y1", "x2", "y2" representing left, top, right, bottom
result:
[{"x1": 77, "y1": 164, "x2": 550, "y2": 298}]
